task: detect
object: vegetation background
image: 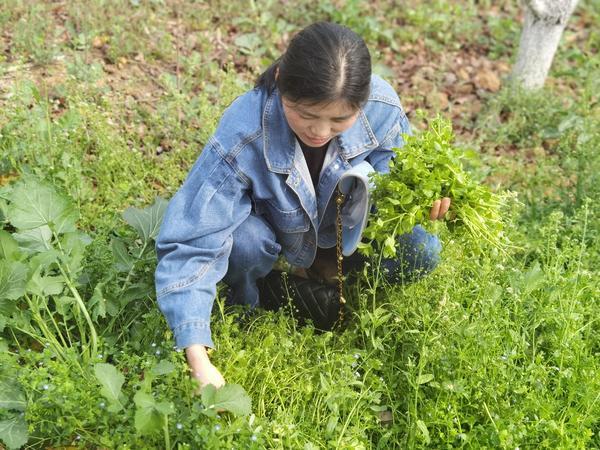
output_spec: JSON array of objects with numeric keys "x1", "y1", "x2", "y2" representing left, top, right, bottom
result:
[{"x1": 0, "y1": 0, "x2": 598, "y2": 448}]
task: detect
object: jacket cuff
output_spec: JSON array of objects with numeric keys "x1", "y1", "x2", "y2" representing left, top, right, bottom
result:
[{"x1": 173, "y1": 320, "x2": 215, "y2": 349}]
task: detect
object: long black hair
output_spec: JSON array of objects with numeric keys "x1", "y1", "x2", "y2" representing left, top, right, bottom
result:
[{"x1": 255, "y1": 22, "x2": 371, "y2": 109}]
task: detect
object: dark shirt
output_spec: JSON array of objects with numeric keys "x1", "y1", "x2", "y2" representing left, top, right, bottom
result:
[{"x1": 298, "y1": 138, "x2": 329, "y2": 188}]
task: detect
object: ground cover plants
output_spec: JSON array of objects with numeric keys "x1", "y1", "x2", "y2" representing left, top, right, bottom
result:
[{"x1": 1, "y1": 0, "x2": 599, "y2": 448}]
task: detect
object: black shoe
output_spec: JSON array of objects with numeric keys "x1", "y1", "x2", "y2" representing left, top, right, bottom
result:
[{"x1": 257, "y1": 271, "x2": 340, "y2": 331}]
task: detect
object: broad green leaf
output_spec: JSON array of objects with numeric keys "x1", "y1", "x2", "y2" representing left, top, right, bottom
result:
[
  {"x1": 89, "y1": 283, "x2": 107, "y2": 321},
  {"x1": 120, "y1": 282, "x2": 153, "y2": 307},
  {"x1": 416, "y1": 419, "x2": 431, "y2": 444},
  {"x1": 6, "y1": 178, "x2": 78, "y2": 234},
  {"x1": 0, "y1": 261, "x2": 27, "y2": 315},
  {"x1": 155, "y1": 400, "x2": 174, "y2": 416},
  {"x1": 0, "y1": 378, "x2": 26, "y2": 411},
  {"x1": 416, "y1": 373, "x2": 434, "y2": 385},
  {"x1": 201, "y1": 383, "x2": 251, "y2": 417},
  {"x1": 54, "y1": 296, "x2": 75, "y2": 317},
  {"x1": 234, "y1": 33, "x2": 261, "y2": 53},
  {"x1": 111, "y1": 237, "x2": 134, "y2": 272},
  {"x1": 26, "y1": 271, "x2": 64, "y2": 297},
  {"x1": 28, "y1": 249, "x2": 60, "y2": 273},
  {"x1": 0, "y1": 414, "x2": 29, "y2": 449},
  {"x1": 200, "y1": 383, "x2": 217, "y2": 408},
  {"x1": 59, "y1": 231, "x2": 91, "y2": 275},
  {"x1": 94, "y1": 363, "x2": 125, "y2": 411},
  {"x1": 0, "y1": 231, "x2": 20, "y2": 261},
  {"x1": 133, "y1": 391, "x2": 173, "y2": 435},
  {"x1": 150, "y1": 360, "x2": 175, "y2": 377},
  {"x1": 522, "y1": 262, "x2": 545, "y2": 294},
  {"x1": 12, "y1": 226, "x2": 52, "y2": 253},
  {"x1": 122, "y1": 197, "x2": 167, "y2": 244}
]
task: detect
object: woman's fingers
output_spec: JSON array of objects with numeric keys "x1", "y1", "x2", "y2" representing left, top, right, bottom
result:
[
  {"x1": 439, "y1": 197, "x2": 451, "y2": 218},
  {"x1": 430, "y1": 199, "x2": 441, "y2": 220},
  {"x1": 430, "y1": 197, "x2": 451, "y2": 220}
]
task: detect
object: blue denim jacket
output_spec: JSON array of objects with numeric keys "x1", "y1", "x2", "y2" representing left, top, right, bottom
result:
[{"x1": 155, "y1": 74, "x2": 411, "y2": 348}]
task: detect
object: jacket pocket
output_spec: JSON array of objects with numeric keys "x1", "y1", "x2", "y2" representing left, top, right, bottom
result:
[{"x1": 263, "y1": 201, "x2": 310, "y2": 233}]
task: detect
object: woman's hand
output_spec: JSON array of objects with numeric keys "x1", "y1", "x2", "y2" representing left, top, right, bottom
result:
[
  {"x1": 186, "y1": 344, "x2": 226, "y2": 391},
  {"x1": 429, "y1": 197, "x2": 451, "y2": 221}
]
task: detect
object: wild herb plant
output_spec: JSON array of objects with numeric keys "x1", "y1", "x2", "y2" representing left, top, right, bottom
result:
[{"x1": 362, "y1": 116, "x2": 510, "y2": 258}]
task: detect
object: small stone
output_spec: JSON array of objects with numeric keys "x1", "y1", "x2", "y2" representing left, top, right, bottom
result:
[{"x1": 379, "y1": 410, "x2": 393, "y2": 426}]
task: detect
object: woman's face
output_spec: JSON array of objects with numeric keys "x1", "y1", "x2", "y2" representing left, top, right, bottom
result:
[{"x1": 281, "y1": 97, "x2": 360, "y2": 147}]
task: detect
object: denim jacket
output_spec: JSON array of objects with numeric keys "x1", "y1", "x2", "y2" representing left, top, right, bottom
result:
[{"x1": 155, "y1": 74, "x2": 411, "y2": 348}]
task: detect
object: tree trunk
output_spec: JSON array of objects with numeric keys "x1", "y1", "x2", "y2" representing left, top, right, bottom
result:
[{"x1": 511, "y1": 0, "x2": 578, "y2": 89}]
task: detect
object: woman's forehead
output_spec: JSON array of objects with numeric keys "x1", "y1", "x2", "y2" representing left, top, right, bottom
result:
[{"x1": 284, "y1": 97, "x2": 358, "y2": 118}]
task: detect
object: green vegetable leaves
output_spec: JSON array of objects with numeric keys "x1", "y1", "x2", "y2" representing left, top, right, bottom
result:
[
  {"x1": 134, "y1": 391, "x2": 174, "y2": 435},
  {"x1": 122, "y1": 197, "x2": 168, "y2": 246},
  {"x1": 364, "y1": 116, "x2": 511, "y2": 257},
  {"x1": 94, "y1": 363, "x2": 126, "y2": 412},
  {"x1": 0, "y1": 377, "x2": 28, "y2": 449},
  {"x1": 5, "y1": 179, "x2": 78, "y2": 234},
  {"x1": 0, "y1": 415, "x2": 28, "y2": 450},
  {"x1": 200, "y1": 383, "x2": 252, "y2": 418}
]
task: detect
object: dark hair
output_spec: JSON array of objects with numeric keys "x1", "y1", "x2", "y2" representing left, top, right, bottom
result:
[{"x1": 255, "y1": 22, "x2": 371, "y2": 109}]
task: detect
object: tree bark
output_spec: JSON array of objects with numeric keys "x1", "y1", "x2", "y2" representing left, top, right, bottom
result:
[{"x1": 512, "y1": 0, "x2": 579, "y2": 89}]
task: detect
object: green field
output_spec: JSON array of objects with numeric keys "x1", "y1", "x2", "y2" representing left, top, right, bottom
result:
[{"x1": 0, "y1": 1, "x2": 599, "y2": 448}]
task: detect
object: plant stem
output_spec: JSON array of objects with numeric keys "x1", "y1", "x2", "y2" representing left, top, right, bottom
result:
[{"x1": 57, "y1": 262, "x2": 98, "y2": 360}]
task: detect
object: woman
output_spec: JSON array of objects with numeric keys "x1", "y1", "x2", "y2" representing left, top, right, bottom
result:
[{"x1": 155, "y1": 22, "x2": 450, "y2": 389}]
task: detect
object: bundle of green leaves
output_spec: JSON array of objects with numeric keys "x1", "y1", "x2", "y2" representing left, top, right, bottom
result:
[{"x1": 360, "y1": 116, "x2": 510, "y2": 258}]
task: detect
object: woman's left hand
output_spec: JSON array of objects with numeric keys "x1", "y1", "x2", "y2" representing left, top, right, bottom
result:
[{"x1": 429, "y1": 197, "x2": 451, "y2": 221}]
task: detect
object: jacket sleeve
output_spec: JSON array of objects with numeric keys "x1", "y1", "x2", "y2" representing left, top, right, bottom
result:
[
  {"x1": 366, "y1": 106, "x2": 412, "y2": 175},
  {"x1": 154, "y1": 138, "x2": 251, "y2": 349}
]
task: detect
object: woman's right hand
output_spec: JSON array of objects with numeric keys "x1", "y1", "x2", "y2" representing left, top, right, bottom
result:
[{"x1": 186, "y1": 344, "x2": 226, "y2": 391}]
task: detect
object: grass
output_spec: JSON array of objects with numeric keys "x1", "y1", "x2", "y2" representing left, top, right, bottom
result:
[{"x1": 1, "y1": 0, "x2": 599, "y2": 448}]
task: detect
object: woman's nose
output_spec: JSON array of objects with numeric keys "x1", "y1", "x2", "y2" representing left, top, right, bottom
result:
[{"x1": 309, "y1": 122, "x2": 330, "y2": 137}]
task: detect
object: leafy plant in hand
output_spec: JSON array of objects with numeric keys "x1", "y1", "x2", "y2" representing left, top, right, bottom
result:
[{"x1": 361, "y1": 116, "x2": 512, "y2": 258}]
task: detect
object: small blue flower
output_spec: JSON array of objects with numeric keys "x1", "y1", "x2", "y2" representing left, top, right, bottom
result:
[
  {"x1": 151, "y1": 343, "x2": 157, "y2": 347},
  {"x1": 99, "y1": 402, "x2": 106, "y2": 408},
  {"x1": 214, "y1": 424, "x2": 221, "y2": 431},
  {"x1": 42, "y1": 384, "x2": 49, "y2": 390},
  {"x1": 251, "y1": 435, "x2": 257, "y2": 442},
  {"x1": 176, "y1": 423, "x2": 183, "y2": 430}
]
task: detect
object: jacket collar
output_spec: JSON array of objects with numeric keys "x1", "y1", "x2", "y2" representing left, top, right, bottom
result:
[{"x1": 262, "y1": 90, "x2": 378, "y2": 174}]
